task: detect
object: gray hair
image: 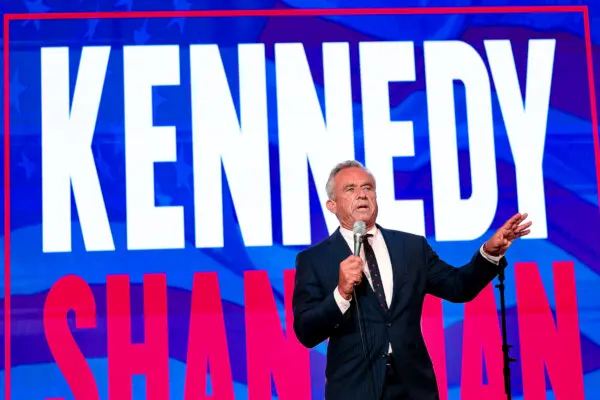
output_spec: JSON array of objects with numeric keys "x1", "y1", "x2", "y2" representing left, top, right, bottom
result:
[{"x1": 325, "y1": 160, "x2": 375, "y2": 200}]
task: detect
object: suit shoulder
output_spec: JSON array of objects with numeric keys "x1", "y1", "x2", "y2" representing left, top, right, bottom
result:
[
  {"x1": 296, "y1": 236, "x2": 331, "y2": 261},
  {"x1": 383, "y1": 228, "x2": 425, "y2": 245}
]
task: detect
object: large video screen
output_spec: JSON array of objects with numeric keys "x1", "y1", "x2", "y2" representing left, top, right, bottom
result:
[{"x1": 2, "y1": 2, "x2": 599, "y2": 399}]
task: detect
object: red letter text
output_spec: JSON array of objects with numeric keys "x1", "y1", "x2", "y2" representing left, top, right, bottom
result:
[
  {"x1": 44, "y1": 275, "x2": 99, "y2": 400},
  {"x1": 107, "y1": 274, "x2": 169, "y2": 400},
  {"x1": 516, "y1": 261, "x2": 584, "y2": 399},
  {"x1": 245, "y1": 270, "x2": 311, "y2": 399},
  {"x1": 184, "y1": 272, "x2": 234, "y2": 399}
]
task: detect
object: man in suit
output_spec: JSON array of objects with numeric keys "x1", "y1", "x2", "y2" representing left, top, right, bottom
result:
[{"x1": 292, "y1": 160, "x2": 531, "y2": 400}]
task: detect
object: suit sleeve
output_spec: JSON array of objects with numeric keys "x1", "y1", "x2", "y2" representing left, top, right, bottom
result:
[
  {"x1": 292, "y1": 251, "x2": 350, "y2": 348},
  {"x1": 423, "y1": 237, "x2": 506, "y2": 303}
]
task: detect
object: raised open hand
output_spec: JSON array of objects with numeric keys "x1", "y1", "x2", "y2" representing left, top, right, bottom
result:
[{"x1": 484, "y1": 213, "x2": 532, "y2": 257}]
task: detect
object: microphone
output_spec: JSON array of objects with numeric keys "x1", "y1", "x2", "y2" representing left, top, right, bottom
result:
[
  {"x1": 351, "y1": 220, "x2": 377, "y2": 400},
  {"x1": 353, "y1": 221, "x2": 366, "y2": 256}
]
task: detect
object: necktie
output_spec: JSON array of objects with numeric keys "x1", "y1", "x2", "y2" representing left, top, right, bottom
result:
[{"x1": 363, "y1": 234, "x2": 388, "y2": 312}]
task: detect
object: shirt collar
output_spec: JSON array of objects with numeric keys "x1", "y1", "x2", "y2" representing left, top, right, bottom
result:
[{"x1": 340, "y1": 224, "x2": 378, "y2": 242}]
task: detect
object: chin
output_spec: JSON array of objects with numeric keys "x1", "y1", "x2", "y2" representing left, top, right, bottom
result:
[{"x1": 354, "y1": 213, "x2": 373, "y2": 222}]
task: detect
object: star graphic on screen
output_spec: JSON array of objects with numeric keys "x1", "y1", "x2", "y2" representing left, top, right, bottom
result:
[
  {"x1": 94, "y1": 146, "x2": 114, "y2": 181},
  {"x1": 22, "y1": 0, "x2": 51, "y2": 30},
  {"x1": 10, "y1": 69, "x2": 27, "y2": 114},
  {"x1": 153, "y1": 90, "x2": 167, "y2": 110},
  {"x1": 114, "y1": 0, "x2": 134, "y2": 11},
  {"x1": 204, "y1": 192, "x2": 259, "y2": 285},
  {"x1": 134, "y1": 20, "x2": 151, "y2": 44},
  {"x1": 108, "y1": 123, "x2": 124, "y2": 157},
  {"x1": 175, "y1": 149, "x2": 193, "y2": 192},
  {"x1": 18, "y1": 152, "x2": 35, "y2": 179},
  {"x1": 155, "y1": 183, "x2": 173, "y2": 206},
  {"x1": 84, "y1": 16, "x2": 100, "y2": 40},
  {"x1": 168, "y1": 0, "x2": 191, "y2": 34}
]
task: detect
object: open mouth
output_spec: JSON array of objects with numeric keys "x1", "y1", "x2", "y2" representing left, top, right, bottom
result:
[{"x1": 357, "y1": 205, "x2": 369, "y2": 211}]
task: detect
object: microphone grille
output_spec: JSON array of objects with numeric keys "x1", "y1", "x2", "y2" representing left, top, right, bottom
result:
[{"x1": 353, "y1": 221, "x2": 366, "y2": 236}]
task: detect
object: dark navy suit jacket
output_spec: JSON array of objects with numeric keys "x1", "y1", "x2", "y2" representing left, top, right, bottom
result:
[{"x1": 292, "y1": 226, "x2": 505, "y2": 400}]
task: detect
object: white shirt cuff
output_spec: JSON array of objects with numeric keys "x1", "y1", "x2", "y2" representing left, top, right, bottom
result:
[
  {"x1": 480, "y1": 244, "x2": 502, "y2": 265},
  {"x1": 333, "y1": 287, "x2": 352, "y2": 314}
]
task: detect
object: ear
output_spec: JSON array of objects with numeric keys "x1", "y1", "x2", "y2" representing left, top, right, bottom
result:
[{"x1": 326, "y1": 199, "x2": 336, "y2": 214}]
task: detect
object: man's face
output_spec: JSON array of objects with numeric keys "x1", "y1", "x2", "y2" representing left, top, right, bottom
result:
[{"x1": 326, "y1": 167, "x2": 378, "y2": 230}]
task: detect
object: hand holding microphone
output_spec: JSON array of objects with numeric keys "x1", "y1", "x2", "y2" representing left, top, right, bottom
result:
[
  {"x1": 338, "y1": 256, "x2": 363, "y2": 300},
  {"x1": 337, "y1": 221, "x2": 366, "y2": 300}
]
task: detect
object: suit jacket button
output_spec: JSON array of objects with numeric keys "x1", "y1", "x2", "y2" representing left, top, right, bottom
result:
[{"x1": 386, "y1": 322, "x2": 392, "y2": 327}]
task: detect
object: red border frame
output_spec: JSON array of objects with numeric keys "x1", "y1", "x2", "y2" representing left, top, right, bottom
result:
[{"x1": 2, "y1": 5, "x2": 598, "y2": 399}]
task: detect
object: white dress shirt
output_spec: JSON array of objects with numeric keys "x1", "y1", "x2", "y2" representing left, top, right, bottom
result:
[{"x1": 332, "y1": 225, "x2": 502, "y2": 354}]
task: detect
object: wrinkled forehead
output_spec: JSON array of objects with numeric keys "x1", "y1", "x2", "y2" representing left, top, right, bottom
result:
[{"x1": 335, "y1": 168, "x2": 375, "y2": 188}]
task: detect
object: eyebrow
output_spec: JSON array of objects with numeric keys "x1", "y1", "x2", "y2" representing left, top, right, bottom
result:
[{"x1": 343, "y1": 183, "x2": 373, "y2": 189}]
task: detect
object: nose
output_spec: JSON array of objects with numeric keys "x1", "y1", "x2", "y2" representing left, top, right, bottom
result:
[{"x1": 357, "y1": 190, "x2": 368, "y2": 199}]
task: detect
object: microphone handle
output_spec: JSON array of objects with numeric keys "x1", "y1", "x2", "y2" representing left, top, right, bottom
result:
[{"x1": 353, "y1": 234, "x2": 363, "y2": 256}]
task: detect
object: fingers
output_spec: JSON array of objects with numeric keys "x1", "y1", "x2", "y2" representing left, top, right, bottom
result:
[
  {"x1": 492, "y1": 213, "x2": 532, "y2": 256},
  {"x1": 347, "y1": 272, "x2": 362, "y2": 289},
  {"x1": 515, "y1": 221, "x2": 533, "y2": 232},
  {"x1": 503, "y1": 215, "x2": 520, "y2": 232},
  {"x1": 504, "y1": 212, "x2": 523, "y2": 228},
  {"x1": 349, "y1": 255, "x2": 362, "y2": 263},
  {"x1": 511, "y1": 217, "x2": 532, "y2": 239},
  {"x1": 504, "y1": 212, "x2": 531, "y2": 233},
  {"x1": 513, "y1": 213, "x2": 529, "y2": 229},
  {"x1": 343, "y1": 256, "x2": 363, "y2": 271},
  {"x1": 353, "y1": 274, "x2": 363, "y2": 286},
  {"x1": 340, "y1": 256, "x2": 364, "y2": 291},
  {"x1": 349, "y1": 261, "x2": 363, "y2": 284},
  {"x1": 516, "y1": 213, "x2": 529, "y2": 227}
]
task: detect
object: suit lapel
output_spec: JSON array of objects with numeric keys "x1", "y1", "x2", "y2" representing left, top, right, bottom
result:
[
  {"x1": 378, "y1": 226, "x2": 407, "y2": 312},
  {"x1": 325, "y1": 229, "x2": 352, "y2": 283}
]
